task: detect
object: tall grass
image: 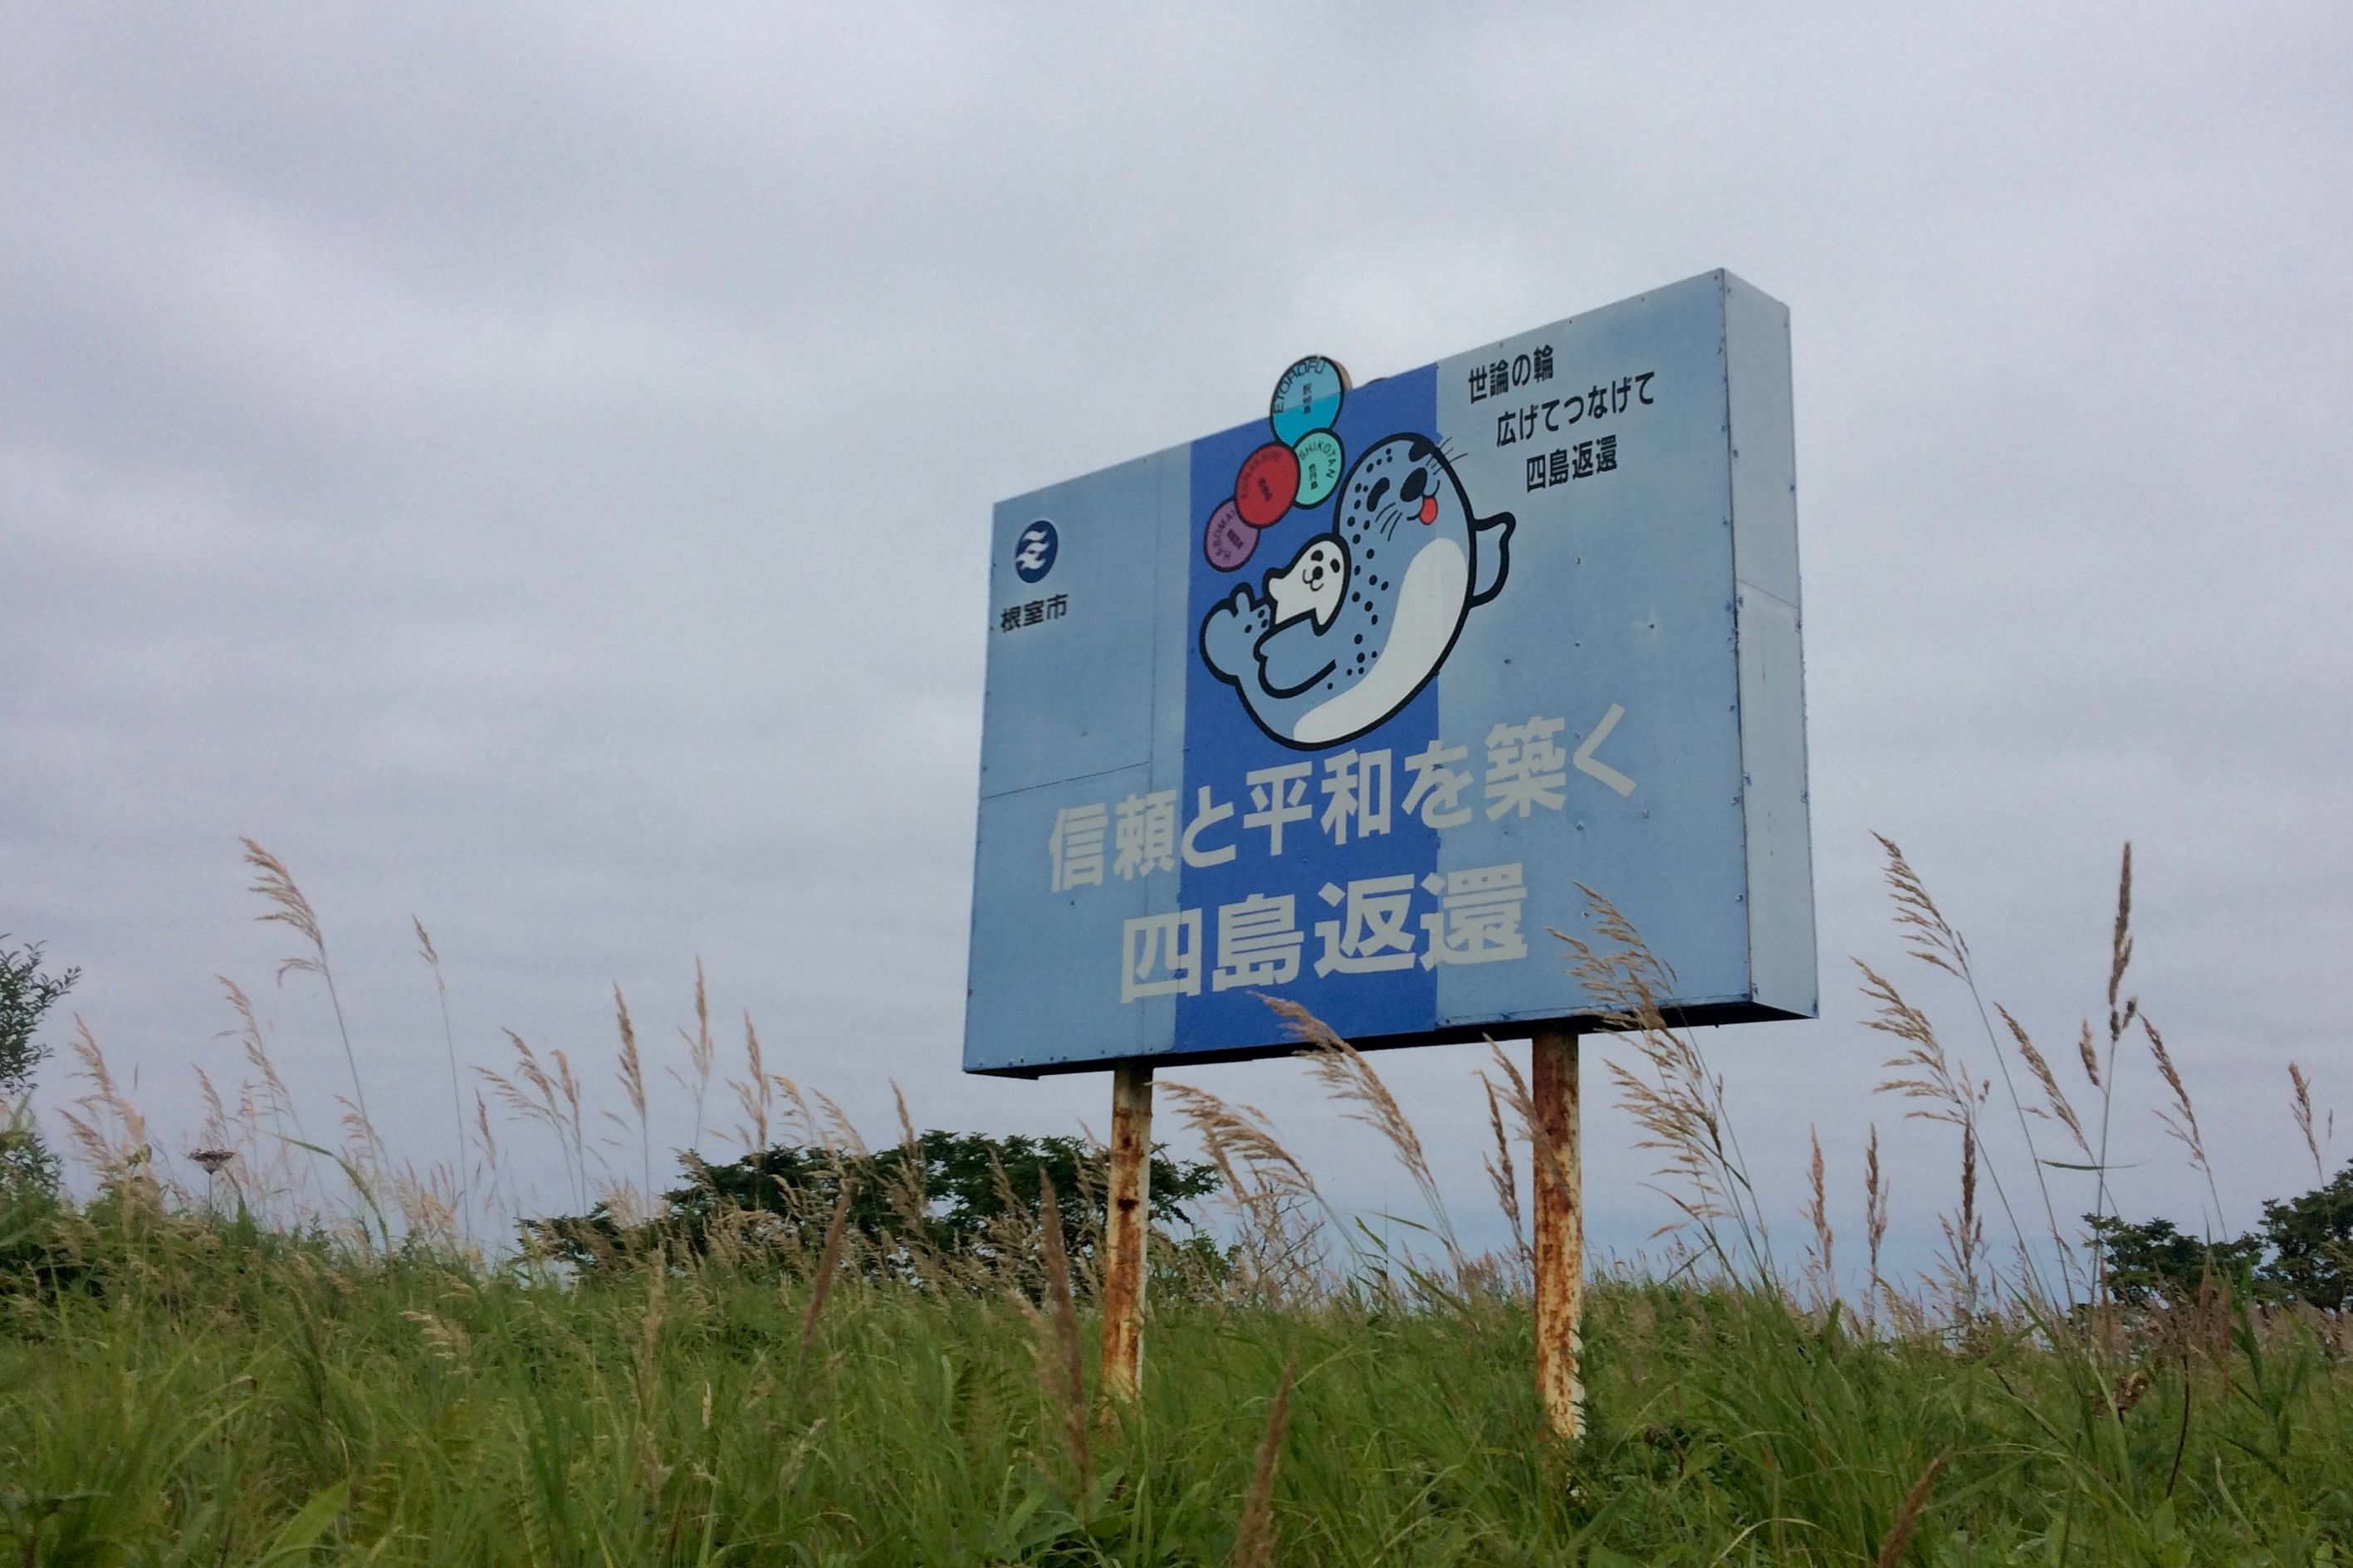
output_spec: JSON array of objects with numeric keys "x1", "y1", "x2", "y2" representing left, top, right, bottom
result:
[{"x1": 3, "y1": 839, "x2": 2348, "y2": 1564}]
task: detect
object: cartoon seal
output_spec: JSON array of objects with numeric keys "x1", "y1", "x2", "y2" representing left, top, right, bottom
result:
[{"x1": 1199, "y1": 434, "x2": 1514, "y2": 749}]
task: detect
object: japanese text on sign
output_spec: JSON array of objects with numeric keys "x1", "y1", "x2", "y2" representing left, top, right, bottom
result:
[
  {"x1": 1492, "y1": 373, "x2": 1656, "y2": 447},
  {"x1": 998, "y1": 593, "x2": 1070, "y2": 633},
  {"x1": 1046, "y1": 715, "x2": 1585, "y2": 891},
  {"x1": 1118, "y1": 862, "x2": 1533, "y2": 1002},
  {"x1": 1467, "y1": 344, "x2": 1555, "y2": 402}
]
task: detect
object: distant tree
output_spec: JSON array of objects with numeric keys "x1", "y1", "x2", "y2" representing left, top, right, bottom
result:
[
  {"x1": 2083, "y1": 1212, "x2": 2262, "y2": 1309},
  {"x1": 2253, "y1": 1160, "x2": 2353, "y2": 1312},
  {"x1": 531, "y1": 1129, "x2": 1223, "y2": 1290},
  {"x1": 0, "y1": 935, "x2": 80, "y2": 1198},
  {"x1": 2086, "y1": 1159, "x2": 2353, "y2": 1314}
]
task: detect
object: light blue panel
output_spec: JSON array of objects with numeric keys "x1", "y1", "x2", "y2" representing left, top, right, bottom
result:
[
  {"x1": 980, "y1": 451, "x2": 1177, "y2": 799},
  {"x1": 1147, "y1": 435, "x2": 1196, "y2": 802},
  {"x1": 967, "y1": 270, "x2": 1814, "y2": 1077},
  {"x1": 1724, "y1": 271, "x2": 1817, "y2": 1017},
  {"x1": 966, "y1": 766, "x2": 1160, "y2": 1073},
  {"x1": 969, "y1": 447, "x2": 1189, "y2": 1072},
  {"x1": 1724, "y1": 273, "x2": 1802, "y2": 609},
  {"x1": 1431, "y1": 274, "x2": 1752, "y2": 1024},
  {"x1": 1734, "y1": 589, "x2": 1816, "y2": 1014}
]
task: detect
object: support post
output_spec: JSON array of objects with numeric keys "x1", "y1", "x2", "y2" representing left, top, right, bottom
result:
[
  {"x1": 1531, "y1": 1027, "x2": 1584, "y2": 1440},
  {"x1": 1100, "y1": 1059, "x2": 1154, "y2": 1407}
]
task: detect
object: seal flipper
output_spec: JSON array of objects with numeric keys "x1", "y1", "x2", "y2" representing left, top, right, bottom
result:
[
  {"x1": 1253, "y1": 614, "x2": 1339, "y2": 701},
  {"x1": 1200, "y1": 585, "x2": 1269, "y2": 684},
  {"x1": 1469, "y1": 510, "x2": 1514, "y2": 606}
]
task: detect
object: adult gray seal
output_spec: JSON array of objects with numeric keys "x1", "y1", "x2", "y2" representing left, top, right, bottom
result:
[{"x1": 1200, "y1": 434, "x2": 1514, "y2": 749}]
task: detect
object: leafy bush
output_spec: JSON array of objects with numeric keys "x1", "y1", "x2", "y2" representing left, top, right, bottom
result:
[
  {"x1": 529, "y1": 1130, "x2": 1224, "y2": 1289},
  {"x1": 2086, "y1": 1160, "x2": 2353, "y2": 1312},
  {"x1": 2256, "y1": 1161, "x2": 2353, "y2": 1312},
  {"x1": 2083, "y1": 1212, "x2": 2264, "y2": 1307},
  {"x1": 0, "y1": 935, "x2": 77, "y2": 1201}
]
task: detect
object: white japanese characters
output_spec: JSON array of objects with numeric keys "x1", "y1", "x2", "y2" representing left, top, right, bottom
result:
[
  {"x1": 1318, "y1": 749, "x2": 1392, "y2": 845},
  {"x1": 1048, "y1": 803, "x2": 1108, "y2": 892},
  {"x1": 1211, "y1": 893, "x2": 1304, "y2": 992},
  {"x1": 1313, "y1": 874, "x2": 1417, "y2": 976},
  {"x1": 1051, "y1": 712, "x2": 1603, "y2": 892},
  {"x1": 1057, "y1": 715, "x2": 1618, "y2": 1004},
  {"x1": 1420, "y1": 864, "x2": 1531, "y2": 966},
  {"x1": 1112, "y1": 791, "x2": 1178, "y2": 881},
  {"x1": 1241, "y1": 763, "x2": 1313, "y2": 857},
  {"x1": 1401, "y1": 740, "x2": 1474, "y2": 828},
  {"x1": 1119, "y1": 910, "x2": 1202, "y2": 1002},
  {"x1": 1483, "y1": 716, "x2": 1568, "y2": 818},
  {"x1": 1179, "y1": 784, "x2": 1235, "y2": 867},
  {"x1": 1120, "y1": 863, "x2": 1530, "y2": 1003}
]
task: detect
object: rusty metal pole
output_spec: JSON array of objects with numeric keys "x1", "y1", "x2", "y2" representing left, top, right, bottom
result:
[
  {"x1": 1100, "y1": 1059, "x2": 1154, "y2": 1407},
  {"x1": 1531, "y1": 1027, "x2": 1584, "y2": 1440}
]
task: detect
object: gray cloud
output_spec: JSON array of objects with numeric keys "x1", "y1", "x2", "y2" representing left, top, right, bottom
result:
[{"x1": 6, "y1": 3, "x2": 2349, "y2": 1271}]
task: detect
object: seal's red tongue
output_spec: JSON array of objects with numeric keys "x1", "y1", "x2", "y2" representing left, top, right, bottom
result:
[{"x1": 1418, "y1": 496, "x2": 1440, "y2": 525}]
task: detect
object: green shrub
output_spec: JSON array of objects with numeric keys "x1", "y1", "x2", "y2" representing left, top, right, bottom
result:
[
  {"x1": 0, "y1": 935, "x2": 78, "y2": 1202},
  {"x1": 529, "y1": 1130, "x2": 1226, "y2": 1291},
  {"x1": 2087, "y1": 1160, "x2": 2353, "y2": 1312}
]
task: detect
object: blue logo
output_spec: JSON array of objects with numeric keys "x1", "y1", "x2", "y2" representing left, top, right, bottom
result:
[{"x1": 1014, "y1": 519, "x2": 1059, "y2": 584}]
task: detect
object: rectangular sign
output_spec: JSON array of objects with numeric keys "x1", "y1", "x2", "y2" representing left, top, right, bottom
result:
[{"x1": 965, "y1": 270, "x2": 1814, "y2": 1077}]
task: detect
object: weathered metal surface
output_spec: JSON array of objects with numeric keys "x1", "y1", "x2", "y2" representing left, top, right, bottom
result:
[
  {"x1": 1099, "y1": 1060, "x2": 1154, "y2": 1405},
  {"x1": 965, "y1": 271, "x2": 1813, "y2": 1078},
  {"x1": 1531, "y1": 1027, "x2": 1583, "y2": 1440}
]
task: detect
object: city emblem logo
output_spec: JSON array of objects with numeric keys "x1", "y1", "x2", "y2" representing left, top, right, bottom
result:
[{"x1": 1014, "y1": 519, "x2": 1059, "y2": 584}]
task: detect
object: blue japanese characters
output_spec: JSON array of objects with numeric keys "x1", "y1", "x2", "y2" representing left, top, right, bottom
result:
[{"x1": 969, "y1": 271, "x2": 1817, "y2": 1077}]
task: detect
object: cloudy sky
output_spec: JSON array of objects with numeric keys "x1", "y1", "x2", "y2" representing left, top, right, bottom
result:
[{"x1": 6, "y1": 4, "x2": 2348, "y2": 1278}]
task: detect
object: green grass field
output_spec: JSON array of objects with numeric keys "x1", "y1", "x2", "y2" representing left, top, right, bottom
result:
[
  {"x1": 3, "y1": 841, "x2": 2348, "y2": 1563},
  {"x1": 3, "y1": 1198, "x2": 2350, "y2": 1565}
]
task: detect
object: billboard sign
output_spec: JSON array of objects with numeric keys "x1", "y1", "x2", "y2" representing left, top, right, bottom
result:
[{"x1": 965, "y1": 270, "x2": 1813, "y2": 1077}]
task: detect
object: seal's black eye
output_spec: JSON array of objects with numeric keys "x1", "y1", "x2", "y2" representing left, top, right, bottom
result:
[
  {"x1": 1401, "y1": 468, "x2": 1427, "y2": 504},
  {"x1": 1365, "y1": 477, "x2": 1391, "y2": 511}
]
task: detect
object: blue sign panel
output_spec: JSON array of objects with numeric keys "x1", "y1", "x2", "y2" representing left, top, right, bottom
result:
[{"x1": 967, "y1": 271, "x2": 1814, "y2": 1077}]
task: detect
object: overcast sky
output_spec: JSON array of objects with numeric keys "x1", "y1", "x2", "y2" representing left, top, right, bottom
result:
[{"x1": 6, "y1": 4, "x2": 2349, "y2": 1281}]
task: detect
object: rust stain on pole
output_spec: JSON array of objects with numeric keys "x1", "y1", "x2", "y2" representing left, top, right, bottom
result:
[
  {"x1": 1531, "y1": 1027, "x2": 1583, "y2": 1440},
  {"x1": 1100, "y1": 1059, "x2": 1153, "y2": 1407}
]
